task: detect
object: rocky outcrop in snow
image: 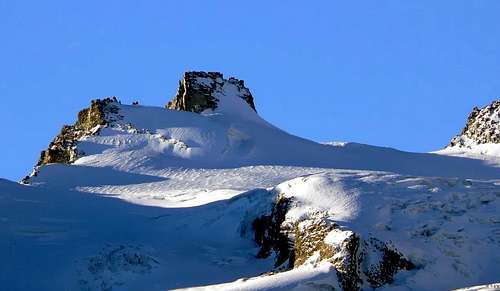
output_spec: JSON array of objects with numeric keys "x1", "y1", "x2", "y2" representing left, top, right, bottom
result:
[
  {"x1": 37, "y1": 97, "x2": 120, "y2": 166},
  {"x1": 449, "y1": 100, "x2": 500, "y2": 147},
  {"x1": 252, "y1": 191, "x2": 414, "y2": 291},
  {"x1": 166, "y1": 71, "x2": 257, "y2": 113},
  {"x1": 22, "y1": 97, "x2": 121, "y2": 183}
]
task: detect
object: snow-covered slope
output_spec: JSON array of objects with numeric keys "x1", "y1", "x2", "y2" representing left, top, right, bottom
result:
[
  {"x1": 186, "y1": 172, "x2": 500, "y2": 290},
  {"x1": 2, "y1": 171, "x2": 499, "y2": 290},
  {"x1": 25, "y1": 99, "x2": 500, "y2": 208},
  {"x1": 28, "y1": 101, "x2": 500, "y2": 185},
  {"x1": 2, "y1": 72, "x2": 499, "y2": 290}
]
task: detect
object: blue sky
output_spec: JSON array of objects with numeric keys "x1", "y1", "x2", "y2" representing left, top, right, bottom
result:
[{"x1": 1, "y1": 1, "x2": 499, "y2": 181}]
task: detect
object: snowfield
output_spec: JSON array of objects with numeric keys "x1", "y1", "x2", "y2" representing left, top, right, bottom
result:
[
  {"x1": 2, "y1": 170, "x2": 499, "y2": 290},
  {"x1": 1, "y1": 86, "x2": 499, "y2": 290}
]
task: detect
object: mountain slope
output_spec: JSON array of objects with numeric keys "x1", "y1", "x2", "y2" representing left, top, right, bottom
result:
[
  {"x1": 2, "y1": 72, "x2": 499, "y2": 291},
  {"x1": 26, "y1": 100, "x2": 500, "y2": 188},
  {"x1": 25, "y1": 97, "x2": 500, "y2": 208},
  {"x1": 2, "y1": 170, "x2": 499, "y2": 291}
]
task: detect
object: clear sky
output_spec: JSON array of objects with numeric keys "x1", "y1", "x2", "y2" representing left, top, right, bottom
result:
[{"x1": 1, "y1": 1, "x2": 499, "y2": 181}]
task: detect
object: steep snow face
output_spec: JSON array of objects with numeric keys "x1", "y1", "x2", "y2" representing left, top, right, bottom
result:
[
  {"x1": 203, "y1": 75, "x2": 261, "y2": 123},
  {"x1": 443, "y1": 100, "x2": 500, "y2": 158}
]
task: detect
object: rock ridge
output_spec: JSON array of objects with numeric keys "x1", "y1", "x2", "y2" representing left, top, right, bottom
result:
[
  {"x1": 22, "y1": 97, "x2": 121, "y2": 183},
  {"x1": 449, "y1": 100, "x2": 500, "y2": 147}
]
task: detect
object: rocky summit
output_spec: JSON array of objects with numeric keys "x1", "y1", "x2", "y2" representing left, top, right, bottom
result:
[
  {"x1": 449, "y1": 100, "x2": 500, "y2": 147},
  {"x1": 166, "y1": 71, "x2": 256, "y2": 113}
]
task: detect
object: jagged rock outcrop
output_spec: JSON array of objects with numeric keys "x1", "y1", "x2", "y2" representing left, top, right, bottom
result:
[
  {"x1": 252, "y1": 196, "x2": 414, "y2": 291},
  {"x1": 37, "y1": 97, "x2": 120, "y2": 166},
  {"x1": 166, "y1": 71, "x2": 256, "y2": 113},
  {"x1": 449, "y1": 100, "x2": 500, "y2": 147},
  {"x1": 22, "y1": 97, "x2": 121, "y2": 183}
]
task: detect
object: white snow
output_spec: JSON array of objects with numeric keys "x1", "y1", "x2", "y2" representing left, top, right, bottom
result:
[
  {"x1": 1, "y1": 98, "x2": 500, "y2": 291},
  {"x1": 454, "y1": 283, "x2": 500, "y2": 291},
  {"x1": 436, "y1": 139, "x2": 500, "y2": 166},
  {"x1": 324, "y1": 229, "x2": 354, "y2": 246},
  {"x1": 276, "y1": 174, "x2": 361, "y2": 222},
  {"x1": 178, "y1": 261, "x2": 340, "y2": 291},
  {"x1": 203, "y1": 79, "x2": 266, "y2": 125}
]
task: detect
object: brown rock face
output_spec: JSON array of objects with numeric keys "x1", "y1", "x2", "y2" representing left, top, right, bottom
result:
[
  {"x1": 22, "y1": 98, "x2": 120, "y2": 183},
  {"x1": 37, "y1": 125, "x2": 81, "y2": 166},
  {"x1": 252, "y1": 196, "x2": 414, "y2": 291},
  {"x1": 37, "y1": 98, "x2": 119, "y2": 166},
  {"x1": 166, "y1": 71, "x2": 256, "y2": 113},
  {"x1": 449, "y1": 100, "x2": 500, "y2": 147}
]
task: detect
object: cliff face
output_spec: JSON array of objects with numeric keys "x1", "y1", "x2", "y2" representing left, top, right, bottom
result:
[
  {"x1": 166, "y1": 71, "x2": 256, "y2": 113},
  {"x1": 449, "y1": 100, "x2": 500, "y2": 147}
]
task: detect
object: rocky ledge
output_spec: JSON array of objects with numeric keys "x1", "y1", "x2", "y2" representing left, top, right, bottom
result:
[
  {"x1": 449, "y1": 100, "x2": 500, "y2": 147},
  {"x1": 166, "y1": 71, "x2": 256, "y2": 113}
]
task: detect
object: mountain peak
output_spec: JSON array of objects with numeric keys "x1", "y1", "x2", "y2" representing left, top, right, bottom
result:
[
  {"x1": 166, "y1": 71, "x2": 256, "y2": 113},
  {"x1": 448, "y1": 99, "x2": 500, "y2": 147}
]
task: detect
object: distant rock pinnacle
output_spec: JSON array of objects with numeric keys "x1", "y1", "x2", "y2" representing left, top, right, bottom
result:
[
  {"x1": 449, "y1": 100, "x2": 500, "y2": 147},
  {"x1": 166, "y1": 71, "x2": 256, "y2": 113}
]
